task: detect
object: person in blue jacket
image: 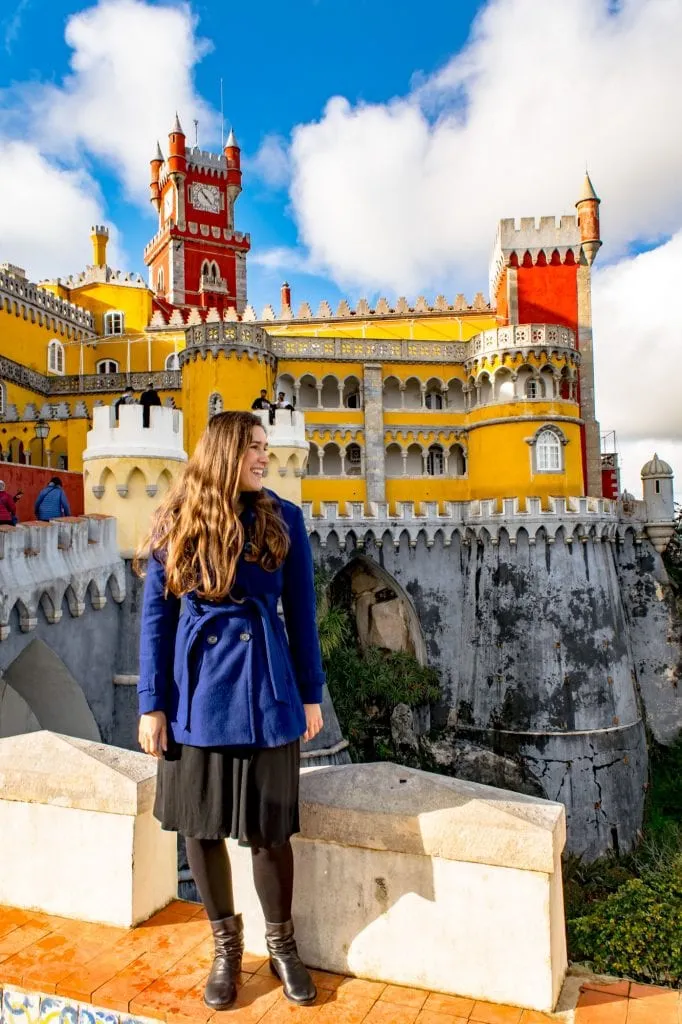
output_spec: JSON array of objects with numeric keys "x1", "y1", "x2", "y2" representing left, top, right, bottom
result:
[
  {"x1": 34, "y1": 476, "x2": 71, "y2": 521},
  {"x1": 136, "y1": 410, "x2": 324, "y2": 1012}
]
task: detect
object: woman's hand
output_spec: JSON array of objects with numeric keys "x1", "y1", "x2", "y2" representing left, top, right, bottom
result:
[
  {"x1": 138, "y1": 711, "x2": 168, "y2": 758},
  {"x1": 302, "y1": 703, "x2": 323, "y2": 743}
]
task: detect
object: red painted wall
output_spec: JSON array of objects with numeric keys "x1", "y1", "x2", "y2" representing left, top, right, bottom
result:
[
  {"x1": 516, "y1": 265, "x2": 578, "y2": 330},
  {"x1": 0, "y1": 464, "x2": 84, "y2": 523}
]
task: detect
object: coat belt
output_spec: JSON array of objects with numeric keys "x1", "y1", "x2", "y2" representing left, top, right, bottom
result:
[{"x1": 181, "y1": 596, "x2": 290, "y2": 731}]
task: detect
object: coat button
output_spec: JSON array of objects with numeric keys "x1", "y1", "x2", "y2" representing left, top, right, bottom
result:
[
  {"x1": 206, "y1": 634, "x2": 218, "y2": 645},
  {"x1": 239, "y1": 632, "x2": 251, "y2": 642}
]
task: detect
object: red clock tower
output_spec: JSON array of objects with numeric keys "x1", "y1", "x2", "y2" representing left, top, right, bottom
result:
[{"x1": 144, "y1": 116, "x2": 250, "y2": 314}]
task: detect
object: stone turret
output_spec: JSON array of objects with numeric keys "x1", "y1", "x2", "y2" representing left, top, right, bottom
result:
[
  {"x1": 641, "y1": 453, "x2": 675, "y2": 552},
  {"x1": 252, "y1": 408, "x2": 309, "y2": 506},
  {"x1": 82, "y1": 404, "x2": 187, "y2": 555}
]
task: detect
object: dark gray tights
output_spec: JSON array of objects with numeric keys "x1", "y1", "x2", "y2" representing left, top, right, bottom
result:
[{"x1": 185, "y1": 837, "x2": 294, "y2": 924}]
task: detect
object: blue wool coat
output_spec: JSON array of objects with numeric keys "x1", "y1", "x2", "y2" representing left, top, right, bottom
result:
[{"x1": 137, "y1": 491, "x2": 325, "y2": 748}]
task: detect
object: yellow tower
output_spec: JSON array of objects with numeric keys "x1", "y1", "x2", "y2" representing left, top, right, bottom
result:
[
  {"x1": 82, "y1": 404, "x2": 187, "y2": 555},
  {"x1": 90, "y1": 225, "x2": 109, "y2": 268},
  {"x1": 180, "y1": 320, "x2": 276, "y2": 454}
]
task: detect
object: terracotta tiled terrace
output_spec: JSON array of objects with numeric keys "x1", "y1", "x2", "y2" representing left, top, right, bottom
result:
[{"x1": 0, "y1": 902, "x2": 679, "y2": 1024}]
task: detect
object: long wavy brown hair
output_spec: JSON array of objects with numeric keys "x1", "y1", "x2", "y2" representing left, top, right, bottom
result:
[{"x1": 135, "y1": 411, "x2": 289, "y2": 599}]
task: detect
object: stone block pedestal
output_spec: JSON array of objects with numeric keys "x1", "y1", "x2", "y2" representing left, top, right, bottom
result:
[
  {"x1": 228, "y1": 762, "x2": 567, "y2": 1013},
  {"x1": 0, "y1": 731, "x2": 176, "y2": 927}
]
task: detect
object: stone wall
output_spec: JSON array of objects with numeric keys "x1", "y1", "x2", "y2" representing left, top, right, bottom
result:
[{"x1": 308, "y1": 507, "x2": 680, "y2": 860}]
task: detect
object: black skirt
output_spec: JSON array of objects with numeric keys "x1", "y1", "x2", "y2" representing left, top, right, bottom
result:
[{"x1": 154, "y1": 737, "x2": 300, "y2": 848}]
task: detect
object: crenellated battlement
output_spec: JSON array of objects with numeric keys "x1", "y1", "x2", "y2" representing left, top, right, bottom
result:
[
  {"x1": 0, "y1": 515, "x2": 125, "y2": 640},
  {"x1": 1, "y1": 271, "x2": 95, "y2": 336},
  {"x1": 301, "y1": 495, "x2": 652, "y2": 550},
  {"x1": 489, "y1": 215, "x2": 582, "y2": 300},
  {"x1": 57, "y1": 267, "x2": 147, "y2": 290},
  {"x1": 83, "y1": 404, "x2": 186, "y2": 462}
]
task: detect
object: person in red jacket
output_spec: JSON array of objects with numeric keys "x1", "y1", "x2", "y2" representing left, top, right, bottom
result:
[{"x1": 0, "y1": 480, "x2": 23, "y2": 525}]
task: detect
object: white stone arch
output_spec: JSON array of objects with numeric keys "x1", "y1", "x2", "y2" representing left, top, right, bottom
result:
[
  {"x1": 449, "y1": 443, "x2": 466, "y2": 477},
  {"x1": 165, "y1": 352, "x2": 180, "y2": 370},
  {"x1": 385, "y1": 442, "x2": 403, "y2": 477},
  {"x1": 540, "y1": 364, "x2": 557, "y2": 398},
  {"x1": 406, "y1": 442, "x2": 422, "y2": 475},
  {"x1": 320, "y1": 374, "x2": 340, "y2": 409},
  {"x1": 424, "y1": 377, "x2": 444, "y2": 410},
  {"x1": 383, "y1": 376, "x2": 402, "y2": 409},
  {"x1": 446, "y1": 377, "x2": 465, "y2": 411},
  {"x1": 0, "y1": 637, "x2": 101, "y2": 741},
  {"x1": 298, "y1": 374, "x2": 318, "y2": 409},
  {"x1": 517, "y1": 364, "x2": 541, "y2": 399},
  {"x1": 467, "y1": 375, "x2": 478, "y2": 409},
  {"x1": 493, "y1": 366, "x2": 515, "y2": 402},
  {"x1": 342, "y1": 375, "x2": 361, "y2": 409},
  {"x1": 478, "y1": 371, "x2": 492, "y2": 405},
  {"x1": 426, "y1": 443, "x2": 444, "y2": 476},
  {"x1": 306, "y1": 442, "x2": 320, "y2": 476},
  {"x1": 322, "y1": 442, "x2": 342, "y2": 475},
  {"x1": 403, "y1": 376, "x2": 422, "y2": 410},
  {"x1": 0, "y1": 381, "x2": 5, "y2": 417},
  {"x1": 276, "y1": 373, "x2": 295, "y2": 405}
]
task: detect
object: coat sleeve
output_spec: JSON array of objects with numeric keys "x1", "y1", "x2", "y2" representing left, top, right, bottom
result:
[
  {"x1": 281, "y1": 504, "x2": 326, "y2": 704},
  {"x1": 137, "y1": 553, "x2": 181, "y2": 715}
]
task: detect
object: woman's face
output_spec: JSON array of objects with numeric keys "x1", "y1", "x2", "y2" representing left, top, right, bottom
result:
[{"x1": 238, "y1": 425, "x2": 269, "y2": 492}]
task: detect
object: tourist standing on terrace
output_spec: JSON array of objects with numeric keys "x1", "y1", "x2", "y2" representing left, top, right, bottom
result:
[
  {"x1": 0, "y1": 480, "x2": 22, "y2": 525},
  {"x1": 136, "y1": 411, "x2": 324, "y2": 1012},
  {"x1": 34, "y1": 476, "x2": 71, "y2": 520}
]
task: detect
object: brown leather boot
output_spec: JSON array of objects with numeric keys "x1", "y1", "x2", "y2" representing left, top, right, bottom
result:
[
  {"x1": 204, "y1": 913, "x2": 243, "y2": 1009},
  {"x1": 265, "y1": 919, "x2": 316, "y2": 1005}
]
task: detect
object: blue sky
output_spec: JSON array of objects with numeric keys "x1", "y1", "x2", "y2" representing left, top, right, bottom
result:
[
  {"x1": 0, "y1": 0, "x2": 481, "y2": 312},
  {"x1": 1, "y1": 0, "x2": 681, "y2": 495}
]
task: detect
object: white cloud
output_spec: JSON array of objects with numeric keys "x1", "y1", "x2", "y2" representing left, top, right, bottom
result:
[
  {"x1": 0, "y1": 140, "x2": 126, "y2": 281},
  {"x1": 28, "y1": 0, "x2": 216, "y2": 203},
  {"x1": 3, "y1": 0, "x2": 30, "y2": 53},
  {"x1": 250, "y1": 246, "x2": 316, "y2": 275},
  {"x1": 287, "y1": 0, "x2": 682, "y2": 296},
  {"x1": 248, "y1": 134, "x2": 290, "y2": 190},
  {"x1": 592, "y1": 233, "x2": 682, "y2": 495}
]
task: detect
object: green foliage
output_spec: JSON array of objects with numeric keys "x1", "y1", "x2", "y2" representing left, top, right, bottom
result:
[
  {"x1": 325, "y1": 644, "x2": 440, "y2": 762},
  {"x1": 565, "y1": 735, "x2": 682, "y2": 985},
  {"x1": 568, "y1": 855, "x2": 682, "y2": 985}
]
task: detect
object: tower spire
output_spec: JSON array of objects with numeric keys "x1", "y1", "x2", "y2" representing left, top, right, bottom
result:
[{"x1": 576, "y1": 170, "x2": 601, "y2": 266}]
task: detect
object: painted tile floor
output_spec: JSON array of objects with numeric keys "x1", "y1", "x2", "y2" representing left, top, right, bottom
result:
[{"x1": 0, "y1": 902, "x2": 679, "y2": 1024}]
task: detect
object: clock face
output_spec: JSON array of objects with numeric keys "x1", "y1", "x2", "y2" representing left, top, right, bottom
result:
[
  {"x1": 191, "y1": 183, "x2": 221, "y2": 214},
  {"x1": 163, "y1": 187, "x2": 174, "y2": 220}
]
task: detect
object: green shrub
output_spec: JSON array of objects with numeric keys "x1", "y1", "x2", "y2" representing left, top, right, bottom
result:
[{"x1": 568, "y1": 855, "x2": 682, "y2": 985}]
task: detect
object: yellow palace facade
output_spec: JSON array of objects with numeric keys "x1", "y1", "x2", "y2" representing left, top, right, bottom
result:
[{"x1": 0, "y1": 122, "x2": 602, "y2": 514}]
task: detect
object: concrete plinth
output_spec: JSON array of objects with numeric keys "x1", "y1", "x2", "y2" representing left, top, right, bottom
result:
[
  {"x1": 227, "y1": 761, "x2": 567, "y2": 1013},
  {"x1": 0, "y1": 731, "x2": 176, "y2": 927}
]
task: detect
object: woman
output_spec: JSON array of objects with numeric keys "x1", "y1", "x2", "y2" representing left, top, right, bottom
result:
[
  {"x1": 136, "y1": 411, "x2": 324, "y2": 1011},
  {"x1": 0, "y1": 481, "x2": 23, "y2": 525}
]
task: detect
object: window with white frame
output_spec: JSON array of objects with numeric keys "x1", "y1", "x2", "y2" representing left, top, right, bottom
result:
[
  {"x1": 536, "y1": 429, "x2": 562, "y2": 471},
  {"x1": 165, "y1": 352, "x2": 180, "y2": 371},
  {"x1": 104, "y1": 311, "x2": 125, "y2": 336},
  {"x1": 526, "y1": 378, "x2": 540, "y2": 399},
  {"x1": 47, "y1": 339, "x2": 64, "y2": 374},
  {"x1": 157, "y1": 268, "x2": 164, "y2": 294},
  {"x1": 0, "y1": 382, "x2": 5, "y2": 417},
  {"x1": 96, "y1": 359, "x2": 119, "y2": 374}
]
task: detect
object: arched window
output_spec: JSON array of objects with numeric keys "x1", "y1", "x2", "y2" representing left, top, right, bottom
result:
[
  {"x1": 165, "y1": 352, "x2": 180, "y2": 371},
  {"x1": 208, "y1": 393, "x2": 223, "y2": 418},
  {"x1": 426, "y1": 444, "x2": 444, "y2": 476},
  {"x1": 157, "y1": 268, "x2": 164, "y2": 294},
  {"x1": 47, "y1": 339, "x2": 64, "y2": 374},
  {"x1": 526, "y1": 378, "x2": 540, "y2": 399},
  {"x1": 536, "y1": 429, "x2": 562, "y2": 472},
  {"x1": 104, "y1": 311, "x2": 125, "y2": 336},
  {"x1": 96, "y1": 359, "x2": 119, "y2": 374},
  {"x1": 0, "y1": 382, "x2": 5, "y2": 417}
]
